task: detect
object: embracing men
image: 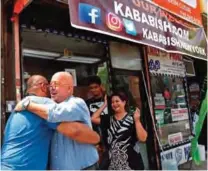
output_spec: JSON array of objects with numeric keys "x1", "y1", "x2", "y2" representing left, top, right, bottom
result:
[{"x1": 1, "y1": 72, "x2": 99, "y2": 170}]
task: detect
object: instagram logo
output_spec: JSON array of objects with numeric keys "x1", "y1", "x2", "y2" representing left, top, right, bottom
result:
[{"x1": 106, "y1": 12, "x2": 123, "y2": 32}]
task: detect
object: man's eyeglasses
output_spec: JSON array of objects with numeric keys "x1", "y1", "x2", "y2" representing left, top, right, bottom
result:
[{"x1": 49, "y1": 82, "x2": 71, "y2": 89}]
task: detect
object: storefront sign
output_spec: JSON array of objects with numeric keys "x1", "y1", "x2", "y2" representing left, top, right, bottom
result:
[
  {"x1": 68, "y1": 0, "x2": 207, "y2": 60},
  {"x1": 200, "y1": 0, "x2": 208, "y2": 14},
  {"x1": 168, "y1": 132, "x2": 183, "y2": 145},
  {"x1": 171, "y1": 108, "x2": 189, "y2": 121},
  {"x1": 189, "y1": 82, "x2": 200, "y2": 108},
  {"x1": 184, "y1": 59, "x2": 195, "y2": 76},
  {"x1": 155, "y1": 109, "x2": 164, "y2": 126},
  {"x1": 161, "y1": 143, "x2": 191, "y2": 165},
  {"x1": 189, "y1": 83, "x2": 200, "y2": 92},
  {"x1": 152, "y1": 0, "x2": 202, "y2": 26},
  {"x1": 154, "y1": 94, "x2": 165, "y2": 109},
  {"x1": 147, "y1": 47, "x2": 186, "y2": 76}
]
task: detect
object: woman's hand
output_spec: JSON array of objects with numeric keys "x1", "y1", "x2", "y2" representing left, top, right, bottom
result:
[
  {"x1": 134, "y1": 108, "x2": 147, "y2": 142},
  {"x1": 91, "y1": 94, "x2": 107, "y2": 125},
  {"x1": 133, "y1": 108, "x2": 141, "y2": 121},
  {"x1": 104, "y1": 95, "x2": 108, "y2": 107}
]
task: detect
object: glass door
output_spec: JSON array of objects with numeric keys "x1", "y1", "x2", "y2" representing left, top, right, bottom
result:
[{"x1": 112, "y1": 70, "x2": 149, "y2": 170}]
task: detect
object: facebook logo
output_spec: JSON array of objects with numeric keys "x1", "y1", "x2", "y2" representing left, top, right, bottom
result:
[{"x1": 79, "y1": 3, "x2": 101, "y2": 25}]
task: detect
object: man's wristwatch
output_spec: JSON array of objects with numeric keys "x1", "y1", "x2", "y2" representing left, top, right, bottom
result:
[{"x1": 22, "y1": 98, "x2": 30, "y2": 110}]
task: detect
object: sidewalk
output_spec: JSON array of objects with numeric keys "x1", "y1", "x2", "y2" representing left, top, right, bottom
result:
[{"x1": 178, "y1": 160, "x2": 207, "y2": 170}]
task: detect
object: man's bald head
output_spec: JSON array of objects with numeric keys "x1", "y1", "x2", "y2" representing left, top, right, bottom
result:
[
  {"x1": 26, "y1": 75, "x2": 49, "y2": 97},
  {"x1": 50, "y1": 72, "x2": 74, "y2": 103},
  {"x1": 27, "y1": 75, "x2": 47, "y2": 89},
  {"x1": 52, "y1": 72, "x2": 74, "y2": 86}
]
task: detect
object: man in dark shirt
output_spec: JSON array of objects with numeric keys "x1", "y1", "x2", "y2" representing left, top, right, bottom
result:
[
  {"x1": 86, "y1": 76, "x2": 109, "y2": 133},
  {"x1": 85, "y1": 76, "x2": 110, "y2": 168}
]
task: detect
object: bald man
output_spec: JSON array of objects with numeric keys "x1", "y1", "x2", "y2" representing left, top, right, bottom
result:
[
  {"x1": 15, "y1": 72, "x2": 99, "y2": 170},
  {"x1": 1, "y1": 75, "x2": 99, "y2": 170}
]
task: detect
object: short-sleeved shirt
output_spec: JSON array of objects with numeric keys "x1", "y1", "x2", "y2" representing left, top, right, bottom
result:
[
  {"x1": 86, "y1": 97, "x2": 109, "y2": 133},
  {"x1": 1, "y1": 96, "x2": 58, "y2": 170},
  {"x1": 101, "y1": 113, "x2": 144, "y2": 170},
  {"x1": 47, "y1": 96, "x2": 99, "y2": 170}
]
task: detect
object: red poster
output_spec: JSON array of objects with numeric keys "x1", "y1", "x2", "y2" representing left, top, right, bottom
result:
[{"x1": 152, "y1": 0, "x2": 202, "y2": 26}]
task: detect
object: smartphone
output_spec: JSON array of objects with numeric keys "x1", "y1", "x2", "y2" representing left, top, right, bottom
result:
[{"x1": 129, "y1": 106, "x2": 136, "y2": 115}]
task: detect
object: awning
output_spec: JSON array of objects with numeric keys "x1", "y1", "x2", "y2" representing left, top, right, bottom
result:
[
  {"x1": 19, "y1": 1, "x2": 108, "y2": 45},
  {"x1": 68, "y1": 0, "x2": 208, "y2": 61}
]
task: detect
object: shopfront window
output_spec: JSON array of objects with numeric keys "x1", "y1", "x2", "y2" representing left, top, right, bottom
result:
[
  {"x1": 147, "y1": 47, "x2": 192, "y2": 148},
  {"x1": 110, "y1": 42, "x2": 149, "y2": 170},
  {"x1": 112, "y1": 72, "x2": 149, "y2": 170},
  {"x1": 113, "y1": 74, "x2": 141, "y2": 111},
  {"x1": 151, "y1": 75, "x2": 191, "y2": 146},
  {"x1": 21, "y1": 28, "x2": 108, "y2": 100}
]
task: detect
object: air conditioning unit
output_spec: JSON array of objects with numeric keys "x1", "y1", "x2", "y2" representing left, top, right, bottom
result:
[{"x1": 184, "y1": 58, "x2": 195, "y2": 77}]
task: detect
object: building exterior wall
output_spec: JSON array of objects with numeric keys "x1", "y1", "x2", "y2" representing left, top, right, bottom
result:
[{"x1": 1, "y1": 0, "x2": 16, "y2": 137}]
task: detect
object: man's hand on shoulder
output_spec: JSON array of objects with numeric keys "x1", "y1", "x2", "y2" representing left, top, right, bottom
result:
[
  {"x1": 14, "y1": 97, "x2": 30, "y2": 112},
  {"x1": 15, "y1": 97, "x2": 49, "y2": 120}
]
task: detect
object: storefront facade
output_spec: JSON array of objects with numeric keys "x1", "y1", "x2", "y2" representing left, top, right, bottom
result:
[
  {"x1": 1, "y1": 0, "x2": 16, "y2": 141},
  {"x1": 1, "y1": 0, "x2": 207, "y2": 169}
]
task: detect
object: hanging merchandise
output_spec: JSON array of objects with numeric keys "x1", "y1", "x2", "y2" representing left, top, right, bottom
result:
[
  {"x1": 189, "y1": 83, "x2": 200, "y2": 109},
  {"x1": 154, "y1": 94, "x2": 165, "y2": 109}
]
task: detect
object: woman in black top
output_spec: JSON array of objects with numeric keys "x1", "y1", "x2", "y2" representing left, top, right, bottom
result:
[{"x1": 91, "y1": 91, "x2": 147, "y2": 170}]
